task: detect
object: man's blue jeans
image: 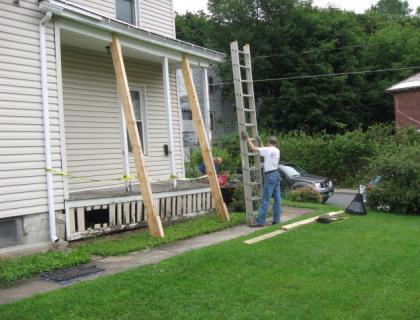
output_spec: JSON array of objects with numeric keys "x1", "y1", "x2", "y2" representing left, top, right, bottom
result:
[{"x1": 257, "y1": 170, "x2": 282, "y2": 224}]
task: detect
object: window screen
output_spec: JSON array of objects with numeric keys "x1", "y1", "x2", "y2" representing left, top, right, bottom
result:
[{"x1": 116, "y1": 0, "x2": 136, "y2": 25}]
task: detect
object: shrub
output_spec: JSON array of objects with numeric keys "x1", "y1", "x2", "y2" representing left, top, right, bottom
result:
[
  {"x1": 287, "y1": 187, "x2": 322, "y2": 203},
  {"x1": 231, "y1": 182, "x2": 245, "y2": 212},
  {"x1": 367, "y1": 141, "x2": 420, "y2": 214}
]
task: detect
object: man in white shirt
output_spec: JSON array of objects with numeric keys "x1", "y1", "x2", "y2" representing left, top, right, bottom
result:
[{"x1": 246, "y1": 135, "x2": 282, "y2": 227}]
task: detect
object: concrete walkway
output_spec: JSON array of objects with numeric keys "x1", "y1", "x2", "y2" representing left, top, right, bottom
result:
[{"x1": 0, "y1": 207, "x2": 312, "y2": 305}]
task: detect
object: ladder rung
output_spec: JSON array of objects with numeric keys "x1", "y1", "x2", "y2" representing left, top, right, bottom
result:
[
  {"x1": 245, "y1": 181, "x2": 261, "y2": 186},
  {"x1": 251, "y1": 196, "x2": 262, "y2": 201},
  {"x1": 240, "y1": 65, "x2": 250, "y2": 69},
  {"x1": 242, "y1": 94, "x2": 253, "y2": 98},
  {"x1": 247, "y1": 152, "x2": 259, "y2": 156},
  {"x1": 243, "y1": 108, "x2": 253, "y2": 112},
  {"x1": 245, "y1": 123, "x2": 256, "y2": 127},
  {"x1": 241, "y1": 80, "x2": 253, "y2": 83},
  {"x1": 247, "y1": 166, "x2": 260, "y2": 172}
]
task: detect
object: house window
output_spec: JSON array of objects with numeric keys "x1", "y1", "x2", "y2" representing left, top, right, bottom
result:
[
  {"x1": 127, "y1": 89, "x2": 147, "y2": 154},
  {"x1": 210, "y1": 112, "x2": 216, "y2": 132},
  {"x1": 182, "y1": 109, "x2": 193, "y2": 120},
  {"x1": 208, "y1": 76, "x2": 214, "y2": 94},
  {"x1": 116, "y1": 0, "x2": 137, "y2": 25}
]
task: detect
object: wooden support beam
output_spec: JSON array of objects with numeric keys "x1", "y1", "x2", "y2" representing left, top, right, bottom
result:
[
  {"x1": 181, "y1": 55, "x2": 230, "y2": 221},
  {"x1": 110, "y1": 34, "x2": 164, "y2": 238}
]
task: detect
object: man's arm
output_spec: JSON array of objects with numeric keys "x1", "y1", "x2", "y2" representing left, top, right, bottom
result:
[{"x1": 241, "y1": 131, "x2": 259, "y2": 153}]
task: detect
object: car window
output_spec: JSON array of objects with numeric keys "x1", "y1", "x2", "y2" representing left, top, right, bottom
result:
[{"x1": 279, "y1": 165, "x2": 301, "y2": 177}]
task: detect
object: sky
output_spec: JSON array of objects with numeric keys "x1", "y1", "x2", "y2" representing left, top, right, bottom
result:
[{"x1": 174, "y1": 0, "x2": 420, "y2": 14}]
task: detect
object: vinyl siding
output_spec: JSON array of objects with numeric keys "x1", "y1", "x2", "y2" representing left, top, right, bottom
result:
[
  {"x1": 139, "y1": 0, "x2": 175, "y2": 38},
  {"x1": 0, "y1": 0, "x2": 64, "y2": 219},
  {"x1": 66, "y1": 0, "x2": 175, "y2": 38},
  {"x1": 62, "y1": 46, "x2": 183, "y2": 192},
  {"x1": 62, "y1": 46, "x2": 123, "y2": 191},
  {"x1": 67, "y1": 0, "x2": 116, "y2": 18}
]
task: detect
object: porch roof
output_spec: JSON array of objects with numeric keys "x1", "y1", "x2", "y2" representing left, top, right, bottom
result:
[{"x1": 39, "y1": 0, "x2": 226, "y2": 66}]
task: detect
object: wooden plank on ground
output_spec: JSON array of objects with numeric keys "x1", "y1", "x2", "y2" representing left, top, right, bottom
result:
[
  {"x1": 181, "y1": 55, "x2": 229, "y2": 221},
  {"x1": 244, "y1": 230, "x2": 287, "y2": 245},
  {"x1": 281, "y1": 216, "x2": 320, "y2": 231},
  {"x1": 281, "y1": 212, "x2": 343, "y2": 231},
  {"x1": 244, "y1": 211, "x2": 345, "y2": 245},
  {"x1": 110, "y1": 34, "x2": 164, "y2": 238}
]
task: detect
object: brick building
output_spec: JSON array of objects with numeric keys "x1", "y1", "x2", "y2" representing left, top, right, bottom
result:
[{"x1": 387, "y1": 73, "x2": 420, "y2": 130}]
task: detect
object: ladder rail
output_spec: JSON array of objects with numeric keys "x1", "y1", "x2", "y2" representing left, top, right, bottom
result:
[{"x1": 230, "y1": 41, "x2": 263, "y2": 224}]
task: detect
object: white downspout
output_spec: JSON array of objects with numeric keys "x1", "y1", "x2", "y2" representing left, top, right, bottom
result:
[
  {"x1": 40, "y1": 12, "x2": 58, "y2": 243},
  {"x1": 162, "y1": 57, "x2": 177, "y2": 189},
  {"x1": 202, "y1": 67, "x2": 212, "y2": 144}
]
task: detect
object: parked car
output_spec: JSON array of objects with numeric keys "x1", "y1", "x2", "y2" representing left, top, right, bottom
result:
[{"x1": 277, "y1": 162, "x2": 334, "y2": 202}]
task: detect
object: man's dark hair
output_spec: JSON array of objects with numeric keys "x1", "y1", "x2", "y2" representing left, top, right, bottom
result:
[{"x1": 268, "y1": 136, "x2": 277, "y2": 146}]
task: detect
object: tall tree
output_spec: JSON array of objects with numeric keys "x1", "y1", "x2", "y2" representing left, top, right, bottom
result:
[
  {"x1": 176, "y1": 0, "x2": 420, "y2": 133},
  {"x1": 368, "y1": 0, "x2": 412, "y2": 16}
]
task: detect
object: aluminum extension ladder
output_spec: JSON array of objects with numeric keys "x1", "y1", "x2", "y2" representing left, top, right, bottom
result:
[{"x1": 230, "y1": 41, "x2": 263, "y2": 224}]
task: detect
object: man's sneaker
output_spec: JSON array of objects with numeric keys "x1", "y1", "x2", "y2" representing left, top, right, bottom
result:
[
  {"x1": 249, "y1": 223, "x2": 265, "y2": 228},
  {"x1": 272, "y1": 221, "x2": 280, "y2": 225}
]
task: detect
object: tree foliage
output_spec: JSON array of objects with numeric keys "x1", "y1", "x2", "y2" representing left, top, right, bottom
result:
[
  {"x1": 368, "y1": 0, "x2": 412, "y2": 16},
  {"x1": 176, "y1": 0, "x2": 420, "y2": 133}
]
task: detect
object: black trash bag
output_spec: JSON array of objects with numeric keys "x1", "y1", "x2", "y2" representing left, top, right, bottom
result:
[{"x1": 346, "y1": 193, "x2": 367, "y2": 215}]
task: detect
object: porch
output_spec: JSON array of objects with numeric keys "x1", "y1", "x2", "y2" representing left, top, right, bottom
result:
[
  {"x1": 44, "y1": 1, "x2": 225, "y2": 241},
  {"x1": 66, "y1": 180, "x2": 214, "y2": 241}
]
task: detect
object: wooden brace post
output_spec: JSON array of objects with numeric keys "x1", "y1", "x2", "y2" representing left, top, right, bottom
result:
[
  {"x1": 110, "y1": 34, "x2": 164, "y2": 238},
  {"x1": 180, "y1": 54, "x2": 230, "y2": 221}
]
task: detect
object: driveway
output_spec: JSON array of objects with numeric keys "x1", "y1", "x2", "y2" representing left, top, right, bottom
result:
[{"x1": 326, "y1": 189, "x2": 357, "y2": 208}]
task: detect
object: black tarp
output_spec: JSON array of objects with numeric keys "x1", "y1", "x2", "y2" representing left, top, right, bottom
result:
[{"x1": 346, "y1": 193, "x2": 367, "y2": 215}]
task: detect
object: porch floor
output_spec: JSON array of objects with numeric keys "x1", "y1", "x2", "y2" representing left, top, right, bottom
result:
[{"x1": 69, "y1": 180, "x2": 210, "y2": 201}]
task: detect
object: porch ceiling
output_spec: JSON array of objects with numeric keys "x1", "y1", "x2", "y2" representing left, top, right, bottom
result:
[
  {"x1": 61, "y1": 29, "x2": 163, "y2": 64},
  {"x1": 40, "y1": 0, "x2": 226, "y2": 67}
]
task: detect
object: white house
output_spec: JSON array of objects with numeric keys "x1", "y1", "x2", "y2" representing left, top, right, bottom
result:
[{"x1": 0, "y1": 0, "x2": 225, "y2": 251}]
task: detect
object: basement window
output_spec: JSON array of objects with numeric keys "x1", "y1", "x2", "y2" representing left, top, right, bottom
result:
[
  {"x1": 116, "y1": 0, "x2": 138, "y2": 25},
  {"x1": 0, "y1": 218, "x2": 21, "y2": 248}
]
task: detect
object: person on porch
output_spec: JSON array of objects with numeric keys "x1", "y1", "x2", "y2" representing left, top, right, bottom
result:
[{"x1": 199, "y1": 157, "x2": 223, "y2": 175}]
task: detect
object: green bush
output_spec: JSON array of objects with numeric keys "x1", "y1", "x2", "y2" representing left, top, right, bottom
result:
[
  {"x1": 278, "y1": 124, "x2": 395, "y2": 187},
  {"x1": 231, "y1": 182, "x2": 245, "y2": 212},
  {"x1": 287, "y1": 187, "x2": 322, "y2": 203},
  {"x1": 367, "y1": 129, "x2": 420, "y2": 214}
]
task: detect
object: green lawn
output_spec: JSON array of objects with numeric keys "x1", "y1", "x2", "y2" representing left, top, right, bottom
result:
[
  {"x1": 1, "y1": 208, "x2": 420, "y2": 319},
  {"x1": 0, "y1": 212, "x2": 247, "y2": 288}
]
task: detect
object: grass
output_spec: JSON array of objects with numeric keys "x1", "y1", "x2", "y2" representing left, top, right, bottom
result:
[
  {"x1": 2, "y1": 206, "x2": 419, "y2": 319},
  {"x1": 0, "y1": 212, "x2": 247, "y2": 288}
]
